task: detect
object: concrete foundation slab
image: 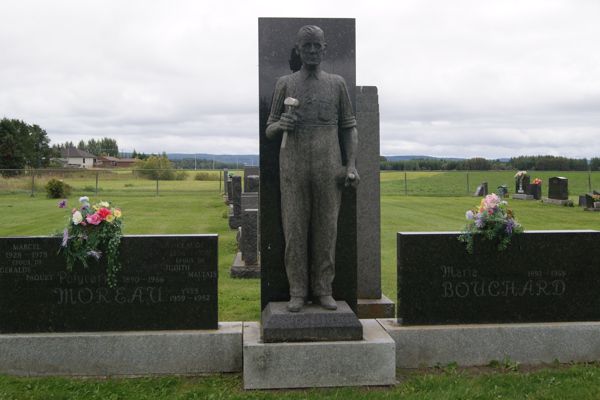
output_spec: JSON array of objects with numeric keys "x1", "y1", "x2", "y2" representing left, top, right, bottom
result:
[
  {"x1": 243, "y1": 319, "x2": 396, "y2": 389},
  {"x1": 230, "y1": 252, "x2": 260, "y2": 279},
  {"x1": 380, "y1": 318, "x2": 600, "y2": 368},
  {"x1": 542, "y1": 198, "x2": 571, "y2": 206},
  {"x1": 357, "y1": 295, "x2": 395, "y2": 319},
  {"x1": 0, "y1": 322, "x2": 242, "y2": 376},
  {"x1": 512, "y1": 194, "x2": 534, "y2": 200}
]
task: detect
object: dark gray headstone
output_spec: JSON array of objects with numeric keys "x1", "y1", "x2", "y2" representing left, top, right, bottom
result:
[
  {"x1": 241, "y1": 209, "x2": 258, "y2": 265},
  {"x1": 226, "y1": 177, "x2": 233, "y2": 204},
  {"x1": 0, "y1": 235, "x2": 218, "y2": 333},
  {"x1": 474, "y1": 182, "x2": 488, "y2": 196},
  {"x1": 397, "y1": 231, "x2": 600, "y2": 325},
  {"x1": 259, "y1": 18, "x2": 357, "y2": 312},
  {"x1": 244, "y1": 166, "x2": 259, "y2": 191},
  {"x1": 246, "y1": 175, "x2": 260, "y2": 193},
  {"x1": 548, "y1": 177, "x2": 568, "y2": 200},
  {"x1": 242, "y1": 192, "x2": 259, "y2": 211},
  {"x1": 223, "y1": 168, "x2": 229, "y2": 195},
  {"x1": 356, "y1": 86, "x2": 381, "y2": 300},
  {"x1": 527, "y1": 183, "x2": 542, "y2": 200},
  {"x1": 229, "y1": 176, "x2": 242, "y2": 229}
]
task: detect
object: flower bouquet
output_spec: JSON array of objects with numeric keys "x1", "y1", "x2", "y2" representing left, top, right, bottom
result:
[
  {"x1": 459, "y1": 193, "x2": 523, "y2": 254},
  {"x1": 60, "y1": 197, "x2": 123, "y2": 287}
]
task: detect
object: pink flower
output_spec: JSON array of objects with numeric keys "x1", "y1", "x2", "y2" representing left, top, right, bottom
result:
[{"x1": 86, "y1": 213, "x2": 102, "y2": 225}]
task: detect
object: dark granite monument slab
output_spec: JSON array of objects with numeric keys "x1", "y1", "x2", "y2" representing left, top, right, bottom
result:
[
  {"x1": 241, "y1": 192, "x2": 258, "y2": 211},
  {"x1": 261, "y1": 301, "x2": 362, "y2": 343},
  {"x1": 222, "y1": 168, "x2": 228, "y2": 195},
  {"x1": 228, "y1": 176, "x2": 242, "y2": 229},
  {"x1": 259, "y1": 17, "x2": 357, "y2": 312},
  {"x1": 397, "y1": 230, "x2": 600, "y2": 325},
  {"x1": 0, "y1": 235, "x2": 218, "y2": 333},
  {"x1": 243, "y1": 166, "x2": 259, "y2": 192},
  {"x1": 245, "y1": 175, "x2": 260, "y2": 193},
  {"x1": 474, "y1": 182, "x2": 488, "y2": 196},
  {"x1": 548, "y1": 177, "x2": 568, "y2": 200},
  {"x1": 527, "y1": 183, "x2": 542, "y2": 200},
  {"x1": 516, "y1": 175, "x2": 530, "y2": 194}
]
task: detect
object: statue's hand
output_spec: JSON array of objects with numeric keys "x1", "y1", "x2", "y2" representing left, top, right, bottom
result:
[
  {"x1": 279, "y1": 112, "x2": 297, "y2": 132},
  {"x1": 345, "y1": 166, "x2": 360, "y2": 188}
]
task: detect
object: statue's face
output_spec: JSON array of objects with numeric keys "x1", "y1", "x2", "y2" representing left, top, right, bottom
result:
[{"x1": 297, "y1": 36, "x2": 326, "y2": 67}]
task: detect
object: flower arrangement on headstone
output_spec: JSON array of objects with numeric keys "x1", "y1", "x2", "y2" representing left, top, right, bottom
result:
[
  {"x1": 529, "y1": 177, "x2": 543, "y2": 199},
  {"x1": 593, "y1": 193, "x2": 600, "y2": 209},
  {"x1": 59, "y1": 196, "x2": 123, "y2": 287},
  {"x1": 459, "y1": 193, "x2": 523, "y2": 254}
]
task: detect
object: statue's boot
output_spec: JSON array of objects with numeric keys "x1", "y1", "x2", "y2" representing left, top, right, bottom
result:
[
  {"x1": 318, "y1": 295, "x2": 337, "y2": 310},
  {"x1": 287, "y1": 296, "x2": 305, "y2": 312}
]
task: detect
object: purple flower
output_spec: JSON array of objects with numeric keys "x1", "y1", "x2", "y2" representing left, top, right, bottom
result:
[
  {"x1": 505, "y1": 219, "x2": 515, "y2": 234},
  {"x1": 61, "y1": 228, "x2": 69, "y2": 247},
  {"x1": 465, "y1": 210, "x2": 474, "y2": 220},
  {"x1": 87, "y1": 250, "x2": 102, "y2": 260},
  {"x1": 58, "y1": 200, "x2": 67, "y2": 208},
  {"x1": 475, "y1": 217, "x2": 485, "y2": 229}
]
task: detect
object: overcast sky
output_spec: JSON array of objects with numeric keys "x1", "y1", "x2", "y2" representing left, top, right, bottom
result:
[{"x1": 1, "y1": 0, "x2": 599, "y2": 159}]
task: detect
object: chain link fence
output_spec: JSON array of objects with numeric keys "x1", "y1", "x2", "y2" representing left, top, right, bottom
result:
[
  {"x1": 1, "y1": 168, "x2": 598, "y2": 198},
  {"x1": 0, "y1": 169, "x2": 228, "y2": 197}
]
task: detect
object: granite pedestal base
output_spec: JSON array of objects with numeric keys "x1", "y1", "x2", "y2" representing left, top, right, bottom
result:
[
  {"x1": 0, "y1": 323, "x2": 242, "y2": 376},
  {"x1": 584, "y1": 207, "x2": 600, "y2": 212},
  {"x1": 261, "y1": 301, "x2": 362, "y2": 342},
  {"x1": 230, "y1": 252, "x2": 261, "y2": 279},
  {"x1": 243, "y1": 320, "x2": 396, "y2": 389},
  {"x1": 542, "y1": 198, "x2": 571, "y2": 206},
  {"x1": 380, "y1": 319, "x2": 600, "y2": 368},
  {"x1": 512, "y1": 194, "x2": 534, "y2": 200},
  {"x1": 357, "y1": 295, "x2": 396, "y2": 319}
]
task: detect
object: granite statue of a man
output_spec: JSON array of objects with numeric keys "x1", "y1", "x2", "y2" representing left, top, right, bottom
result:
[{"x1": 266, "y1": 25, "x2": 359, "y2": 313}]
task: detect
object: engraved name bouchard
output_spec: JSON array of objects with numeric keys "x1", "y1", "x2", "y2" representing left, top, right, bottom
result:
[{"x1": 439, "y1": 266, "x2": 567, "y2": 298}]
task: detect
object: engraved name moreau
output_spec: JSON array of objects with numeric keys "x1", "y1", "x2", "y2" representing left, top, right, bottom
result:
[{"x1": 439, "y1": 265, "x2": 567, "y2": 298}]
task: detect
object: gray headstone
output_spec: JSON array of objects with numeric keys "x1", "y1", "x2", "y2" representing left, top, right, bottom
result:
[
  {"x1": 229, "y1": 176, "x2": 242, "y2": 229},
  {"x1": 241, "y1": 192, "x2": 258, "y2": 211},
  {"x1": 241, "y1": 209, "x2": 258, "y2": 265},
  {"x1": 244, "y1": 166, "x2": 259, "y2": 191},
  {"x1": 0, "y1": 235, "x2": 218, "y2": 333},
  {"x1": 474, "y1": 182, "x2": 488, "y2": 196},
  {"x1": 223, "y1": 168, "x2": 228, "y2": 195},
  {"x1": 548, "y1": 177, "x2": 568, "y2": 200},
  {"x1": 356, "y1": 86, "x2": 381, "y2": 299},
  {"x1": 246, "y1": 175, "x2": 260, "y2": 193},
  {"x1": 259, "y1": 18, "x2": 358, "y2": 312}
]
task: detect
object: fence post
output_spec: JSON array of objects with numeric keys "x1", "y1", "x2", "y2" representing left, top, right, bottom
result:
[
  {"x1": 466, "y1": 172, "x2": 470, "y2": 194},
  {"x1": 589, "y1": 171, "x2": 592, "y2": 192},
  {"x1": 404, "y1": 171, "x2": 408, "y2": 195},
  {"x1": 219, "y1": 170, "x2": 222, "y2": 193},
  {"x1": 95, "y1": 172, "x2": 99, "y2": 196},
  {"x1": 30, "y1": 170, "x2": 35, "y2": 197}
]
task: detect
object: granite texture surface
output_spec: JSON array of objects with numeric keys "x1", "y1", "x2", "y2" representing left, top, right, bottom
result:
[
  {"x1": 261, "y1": 301, "x2": 362, "y2": 342},
  {"x1": 259, "y1": 18, "x2": 357, "y2": 312},
  {"x1": 548, "y1": 177, "x2": 568, "y2": 200},
  {"x1": 241, "y1": 209, "x2": 258, "y2": 264},
  {"x1": 243, "y1": 166, "x2": 259, "y2": 192},
  {"x1": 244, "y1": 319, "x2": 395, "y2": 389},
  {"x1": 0, "y1": 235, "x2": 218, "y2": 333},
  {"x1": 229, "y1": 176, "x2": 242, "y2": 229},
  {"x1": 397, "y1": 230, "x2": 600, "y2": 325}
]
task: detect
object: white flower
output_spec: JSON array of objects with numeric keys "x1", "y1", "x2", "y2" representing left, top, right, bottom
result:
[
  {"x1": 72, "y1": 211, "x2": 83, "y2": 225},
  {"x1": 79, "y1": 196, "x2": 89, "y2": 203},
  {"x1": 465, "y1": 210, "x2": 474, "y2": 220},
  {"x1": 99, "y1": 201, "x2": 109, "y2": 208}
]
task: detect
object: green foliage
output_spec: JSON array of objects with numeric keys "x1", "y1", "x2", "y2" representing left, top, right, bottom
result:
[
  {"x1": 74, "y1": 137, "x2": 119, "y2": 156},
  {"x1": 0, "y1": 118, "x2": 53, "y2": 173},
  {"x1": 61, "y1": 198, "x2": 123, "y2": 287},
  {"x1": 510, "y1": 155, "x2": 590, "y2": 171},
  {"x1": 135, "y1": 154, "x2": 176, "y2": 180},
  {"x1": 44, "y1": 178, "x2": 72, "y2": 198},
  {"x1": 458, "y1": 194, "x2": 524, "y2": 254},
  {"x1": 194, "y1": 172, "x2": 219, "y2": 181},
  {"x1": 590, "y1": 158, "x2": 600, "y2": 171}
]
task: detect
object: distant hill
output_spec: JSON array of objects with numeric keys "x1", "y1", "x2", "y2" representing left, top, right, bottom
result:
[
  {"x1": 166, "y1": 153, "x2": 259, "y2": 166},
  {"x1": 384, "y1": 155, "x2": 465, "y2": 162}
]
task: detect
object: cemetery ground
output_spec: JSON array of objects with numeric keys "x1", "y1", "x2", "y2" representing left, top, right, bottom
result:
[{"x1": 0, "y1": 170, "x2": 599, "y2": 398}]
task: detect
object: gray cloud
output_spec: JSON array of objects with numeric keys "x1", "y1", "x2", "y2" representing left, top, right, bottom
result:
[{"x1": 1, "y1": 0, "x2": 599, "y2": 158}]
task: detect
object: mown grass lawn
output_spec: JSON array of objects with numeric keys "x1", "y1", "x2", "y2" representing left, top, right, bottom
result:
[{"x1": 1, "y1": 170, "x2": 599, "y2": 398}]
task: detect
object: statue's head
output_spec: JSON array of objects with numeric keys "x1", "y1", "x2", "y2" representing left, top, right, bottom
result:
[{"x1": 295, "y1": 25, "x2": 326, "y2": 67}]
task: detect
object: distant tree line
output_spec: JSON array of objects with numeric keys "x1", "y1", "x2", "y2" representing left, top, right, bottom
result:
[
  {"x1": 53, "y1": 138, "x2": 119, "y2": 157},
  {"x1": 380, "y1": 155, "x2": 599, "y2": 171},
  {"x1": 170, "y1": 158, "x2": 242, "y2": 170}
]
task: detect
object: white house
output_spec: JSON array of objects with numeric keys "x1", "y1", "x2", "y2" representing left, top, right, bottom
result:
[{"x1": 59, "y1": 148, "x2": 97, "y2": 168}]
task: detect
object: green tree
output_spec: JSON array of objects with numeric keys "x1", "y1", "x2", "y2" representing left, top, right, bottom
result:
[
  {"x1": 135, "y1": 154, "x2": 176, "y2": 180},
  {"x1": 0, "y1": 118, "x2": 52, "y2": 174}
]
